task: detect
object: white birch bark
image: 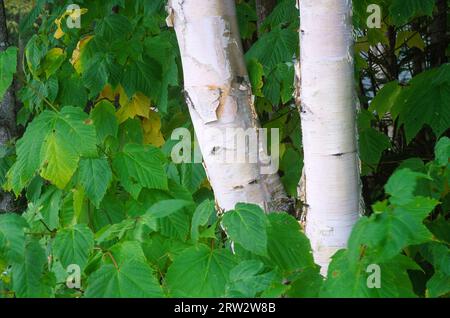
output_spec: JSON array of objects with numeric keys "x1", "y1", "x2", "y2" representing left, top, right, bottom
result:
[
  {"x1": 167, "y1": 0, "x2": 288, "y2": 212},
  {"x1": 299, "y1": 0, "x2": 360, "y2": 274}
]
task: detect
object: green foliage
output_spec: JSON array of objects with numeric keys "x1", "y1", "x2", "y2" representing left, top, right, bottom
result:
[
  {"x1": 6, "y1": 106, "x2": 97, "y2": 193},
  {"x1": 0, "y1": 213, "x2": 28, "y2": 263},
  {"x1": 165, "y1": 244, "x2": 237, "y2": 297},
  {"x1": 112, "y1": 144, "x2": 168, "y2": 199},
  {"x1": 53, "y1": 224, "x2": 94, "y2": 270},
  {"x1": 85, "y1": 260, "x2": 163, "y2": 298},
  {"x1": 11, "y1": 237, "x2": 52, "y2": 298},
  {"x1": 0, "y1": 47, "x2": 18, "y2": 99},
  {"x1": 389, "y1": 0, "x2": 435, "y2": 26},
  {"x1": 392, "y1": 65, "x2": 450, "y2": 143},
  {"x1": 222, "y1": 203, "x2": 268, "y2": 256}
]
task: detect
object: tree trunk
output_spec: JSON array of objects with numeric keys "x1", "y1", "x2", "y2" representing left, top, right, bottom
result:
[
  {"x1": 430, "y1": 0, "x2": 448, "y2": 67},
  {"x1": 167, "y1": 0, "x2": 288, "y2": 213},
  {"x1": 0, "y1": 0, "x2": 17, "y2": 212},
  {"x1": 299, "y1": 0, "x2": 360, "y2": 274},
  {"x1": 255, "y1": 0, "x2": 277, "y2": 36}
]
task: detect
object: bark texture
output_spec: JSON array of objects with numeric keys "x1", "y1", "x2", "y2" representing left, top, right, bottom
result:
[
  {"x1": 430, "y1": 0, "x2": 448, "y2": 67},
  {"x1": 0, "y1": 0, "x2": 17, "y2": 212},
  {"x1": 299, "y1": 0, "x2": 360, "y2": 274},
  {"x1": 255, "y1": 0, "x2": 276, "y2": 35},
  {"x1": 168, "y1": 0, "x2": 288, "y2": 212}
]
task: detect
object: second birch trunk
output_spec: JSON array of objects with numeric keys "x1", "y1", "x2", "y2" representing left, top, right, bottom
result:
[{"x1": 299, "y1": 0, "x2": 361, "y2": 274}]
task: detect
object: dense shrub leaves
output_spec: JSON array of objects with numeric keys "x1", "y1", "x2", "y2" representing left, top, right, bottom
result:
[{"x1": 165, "y1": 244, "x2": 237, "y2": 297}]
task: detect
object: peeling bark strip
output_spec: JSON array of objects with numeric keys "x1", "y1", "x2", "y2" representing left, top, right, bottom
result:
[
  {"x1": 168, "y1": 0, "x2": 288, "y2": 212},
  {"x1": 299, "y1": 0, "x2": 360, "y2": 274}
]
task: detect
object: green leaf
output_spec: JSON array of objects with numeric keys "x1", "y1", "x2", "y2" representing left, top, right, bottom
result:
[
  {"x1": 82, "y1": 54, "x2": 110, "y2": 97},
  {"x1": 385, "y1": 168, "x2": 429, "y2": 205},
  {"x1": 191, "y1": 199, "x2": 215, "y2": 242},
  {"x1": 157, "y1": 208, "x2": 191, "y2": 240},
  {"x1": 11, "y1": 238, "x2": 51, "y2": 298},
  {"x1": 113, "y1": 144, "x2": 168, "y2": 199},
  {"x1": 85, "y1": 260, "x2": 163, "y2": 298},
  {"x1": 266, "y1": 213, "x2": 316, "y2": 274},
  {"x1": 389, "y1": 0, "x2": 435, "y2": 26},
  {"x1": 349, "y1": 197, "x2": 438, "y2": 262},
  {"x1": 261, "y1": 0, "x2": 298, "y2": 29},
  {"x1": 222, "y1": 203, "x2": 268, "y2": 256},
  {"x1": 247, "y1": 59, "x2": 264, "y2": 97},
  {"x1": 179, "y1": 163, "x2": 206, "y2": 193},
  {"x1": 37, "y1": 186, "x2": 63, "y2": 230},
  {"x1": 41, "y1": 48, "x2": 66, "y2": 79},
  {"x1": 262, "y1": 62, "x2": 295, "y2": 105},
  {"x1": 368, "y1": 81, "x2": 402, "y2": 118},
  {"x1": 144, "y1": 33, "x2": 178, "y2": 113},
  {"x1": 435, "y1": 137, "x2": 450, "y2": 167},
  {"x1": 427, "y1": 271, "x2": 450, "y2": 298},
  {"x1": 95, "y1": 14, "x2": 132, "y2": 42},
  {"x1": 321, "y1": 251, "x2": 418, "y2": 297},
  {"x1": 420, "y1": 242, "x2": 450, "y2": 297},
  {"x1": 25, "y1": 35, "x2": 47, "y2": 74},
  {"x1": 0, "y1": 47, "x2": 18, "y2": 99},
  {"x1": 236, "y1": 2, "x2": 257, "y2": 39},
  {"x1": 286, "y1": 267, "x2": 323, "y2": 298},
  {"x1": 6, "y1": 106, "x2": 97, "y2": 193},
  {"x1": 118, "y1": 118, "x2": 143, "y2": 145},
  {"x1": 90, "y1": 100, "x2": 119, "y2": 144},
  {"x1": 108, "y1": 241, "x2": 148, "y2": 265},
  {"x1": 122, "y1": 56, "x2": 162, "y2": 103},
  {"x1": 245, "y1": 26, "x2": 298, "y2": 70},
  {"x1": 225, "y1": 260, "x2": 278, "y2": 298},
  {"x1": 392, "y1": 65, "x2": 450, "y2": 142},
  {"x1": 280, "y1": 147, "x2": 302, "y2": 196},
  {"x1": 0, "y1": 213, "x2": 28, "y2": 263},
  {"x1": 58, "y1": 74, "x2": 88, "y2": 107},
  {"x1": 359, "y1": 128, "x2": 391, "y2": 172},
  {"x1": 78, "y1": 158, "x2": 112, "y2": 207},
  {"x1": 95, "y1": 218, "x2": 136, "y2": 244},
  {"x1": 6, "y1": 111, "x2": 52, "y2": 194},
  {"x1": 146, "y1": 199, "x2": 194, "y2": 218},
  {"x1": 53, "y1": 224, "x2": 94, "y2": 270},
  {"x1": 40, "y1": 133, "x2": 79, "y2": 189},
  {"x1": 165, "y1": 244, "x2": 237, "y2": 297}
]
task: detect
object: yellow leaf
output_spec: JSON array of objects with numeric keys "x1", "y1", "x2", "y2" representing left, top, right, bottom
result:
[
  {"x1": 71, "y1": 35, "x2": 94, "y2": 74},
  {"x1": 99, "y1": 84, "x2": 116, "y2": 101},
  {"x1": 53, "y1": 8, "x2": 88, "y2": 40},
  {"x1": 116, "y1": 85, "x2": 129, "y2": 107},
  {"x1": 116, "y1": 92, "x2": 151, "y2": 124},
  {"x1": 98, "y1": 84, "x2": 129, "y2": 107},
  {"x1": 201, "y1": 178, "x2": 211, "y2": 190},
  {"x1": 68, "y1": 8, "x2": 88, "y2": 20},
  {"x1": 42, "y1": 48, "x2": 66, "y2": 78},
  {"x1": 54, "y1": 18, "x2": 65, "y2": 39},
  {"x1": 142, "y1": 111, "x2": 165, "y2": 147}
]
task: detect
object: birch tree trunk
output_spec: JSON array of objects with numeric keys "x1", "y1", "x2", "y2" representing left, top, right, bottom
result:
[
  {"x1": 167, "y1": 0, "x2": 288, "y2": 213},
  {"x1": 299, "y1": 0, "x2": 360, "y2": 274},
  {"x1": 0, "y1": 0, "x2": 17, "y2": 212}
]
